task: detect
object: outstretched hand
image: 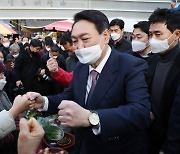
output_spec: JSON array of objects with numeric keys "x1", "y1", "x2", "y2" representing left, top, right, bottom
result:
[
  {"x1": 26, "y1": 92, "x2": 45, "y2": 110},
  {"x1": 9, "y1": 94, "x2": 29, "y2": 118},
  {"x1": 18, "y1": 118, "x2": 44, "y2": 154}
]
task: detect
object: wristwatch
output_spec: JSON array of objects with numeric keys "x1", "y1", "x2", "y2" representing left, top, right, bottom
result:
[{"x1": 88, "y1": 111, "x2": 100, "y2": 126}]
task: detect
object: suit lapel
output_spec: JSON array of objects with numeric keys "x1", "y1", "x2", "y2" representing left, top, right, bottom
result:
[
  {"x1": 77, "y1": 64, "x2": 89, "y2": 108},
  {"x1": 87, "y1": 50, "x2": 119, "y2": 110}
]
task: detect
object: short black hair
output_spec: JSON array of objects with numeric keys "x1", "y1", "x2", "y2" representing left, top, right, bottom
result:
[
  {"x1": 56, "y1": 37, "x2": 61, "y2": 44},
  {"x1": 60, "y1": 31, "x2": 72, "y2": 45},
  {"x1": 133, "y1": 21, "x2": 150, "y2": 36},
  {"x1": 30, "y1": 39, "x2": 41, "y2": 47},
  {"x1": 148, "y1": 8, "x2": 180, "y2": 33},
  {"x1": 73, "y1": 10, "x2": 109, "y2": 34},
  {"x1": 109, "y1": 18, "x2": 125, "y2": 30},
  {"x1": 45, "y1": 36, "x2": 54, "y2": 46},
  {"x1": 23, "y1": 42, "x2": 30, "y2": 48},
  {"x1": 50, "y1": 45, "x2": 59, "y2": 52}
]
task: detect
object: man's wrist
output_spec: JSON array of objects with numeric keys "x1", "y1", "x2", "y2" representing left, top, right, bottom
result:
[
  {"x1": 18, "y1": 148, "x2": 36, "y2": 154},
  {"x1": 83, "y1": 110, "x2": 91, "y2": 127},
  {"x1": 9, "y1": 107, "x2": 18, "y2": 119},
  {"x1": 38, "y1": 96, "x2": 49, "y2": 111}
]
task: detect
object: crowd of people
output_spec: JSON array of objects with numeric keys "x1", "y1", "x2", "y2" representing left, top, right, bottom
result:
[{"x1": 0, "y1": 1, "x2": 180, "y2": 154}]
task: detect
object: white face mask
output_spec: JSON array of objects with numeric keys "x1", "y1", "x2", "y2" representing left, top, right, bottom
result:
[
  {"x1": 49, "y1": 52, "x2": 58, "y2": 59},
  {"x1": 60, "y1": 45, "x2": 65, "y2": 51},
  {"x1": 53, "y1": 40, "x2": 57, "y2": 44},
  {"x1": 111, "y1": 33, "x2": 121, "y2": 41},
  {"x1": 132, "y1": 41, "x2": 147, "y2": 52},
  {"x1": 22, "y1": 41, "x2": 27, "y2": 45},
  {"x1": 149, "y1": 38, "x2": 170, "y2": 54},
  {"x1": 3, "y1": 42, "x2": 10, "y2": 48},
  {"x1": 46, "y1": 47, "x2": 51, "y2": 51},
  {"x1": 13, "y1": 53, "x2": 19, "y2": 58},
  {"x1": 0, "y1": 78, "x2": 6, "y2": 90},
  {"x1": 75, "y1": 44, "x2": 103, "y2": 64}
]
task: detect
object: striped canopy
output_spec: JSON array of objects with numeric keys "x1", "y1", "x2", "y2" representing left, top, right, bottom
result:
[{"x1": 0, "y1": 24, "x2": 17, "y2": 35}]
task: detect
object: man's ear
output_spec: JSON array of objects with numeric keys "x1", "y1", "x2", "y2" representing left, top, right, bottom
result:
[
  {"x1": 103, "y1": 29, "x2": 110, "y2": 44},
  {"x1": 174, "y1": 30, "x2": 180, "y2": 40},
  {"x1": 121, "y1": 28, "x2": 125, "y2": 34}
]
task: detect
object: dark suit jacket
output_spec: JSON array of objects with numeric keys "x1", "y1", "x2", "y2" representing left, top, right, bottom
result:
[{"x1": 47, "y1": 48, "x2": 151, "y2": 154}]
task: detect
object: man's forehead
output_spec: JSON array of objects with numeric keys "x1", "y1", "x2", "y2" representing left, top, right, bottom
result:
[
  {"x1": 149, "y1": 22, "x2": 167, "y2": 31},
  {"x1": 109, "y1": 25, "x2": 120, "y2": 30},
  {"x1": 71, "y1": 20, "x2": 98, "y2": 37},
  {"x1": 3, "y1": 38, "x2": 9, "y2": 41},
  {"x1": 133, "y1": 28, "x2": 144, "y2": 34}
]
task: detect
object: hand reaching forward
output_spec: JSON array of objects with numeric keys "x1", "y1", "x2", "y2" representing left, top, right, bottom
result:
[
  {"x1": 26, "y1": 92, "x2": 45, "y2": 110},
  {"x1": 9, "y1": 94, "x2": 29, "y2": 118},
  {"x1": 18, "y1": 118, "x2": 44, "y2": 154},
  {"x1": 58, "y1": 100, "x2": 91, "y2": 128},
  {"x1": 46, "y1": 57, "x2": 59, "y2": 73}
]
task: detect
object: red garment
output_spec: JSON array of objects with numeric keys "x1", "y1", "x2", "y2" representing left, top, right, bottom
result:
[{"x1": 50, "y1": 67, "x2": 73, "y2": 88}]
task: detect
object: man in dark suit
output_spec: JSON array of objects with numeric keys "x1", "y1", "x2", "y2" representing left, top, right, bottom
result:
[
  {"x1": 146, "y1": 8, "x2": 180, "y2": 154},
  {"x1": 27, "y1": 10, "x2": 151, "y2": 154}
]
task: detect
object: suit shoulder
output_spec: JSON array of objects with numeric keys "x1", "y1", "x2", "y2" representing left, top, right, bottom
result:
[{"x1": 114, "y1": 49, "x2": 146, "y2": 65}]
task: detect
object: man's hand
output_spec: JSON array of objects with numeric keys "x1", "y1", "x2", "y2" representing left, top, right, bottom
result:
[
  {"x1": 47, "y1": 57, "x2": 58, "y2": 73},
  {"x1": 18, "y1": 118, "x2": 44, "y2": 154},
  {"x1": 9, "y1": 94, "x2": 29, "y2": 118},
  {"x1": 39, "y1": 69, "x2": 45, "y2": 76},
  {"x1": 26, "y1": 92, "x2": 45, "y2": 110},
  {"x1": 16, "y1": 80, "x2": 23, "y2": 87},
  {"x1": 58, "y1": 100, "x2": 91, "y2": 127}
]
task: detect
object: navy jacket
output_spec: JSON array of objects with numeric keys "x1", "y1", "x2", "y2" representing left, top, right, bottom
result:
[{"x1": 47, "y1": 48, "x2": 151, "y2": 154}]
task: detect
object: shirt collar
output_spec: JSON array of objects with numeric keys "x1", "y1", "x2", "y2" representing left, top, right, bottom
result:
[{"x1": 89, "y1": 45, "x2": 111, "y2": 74}]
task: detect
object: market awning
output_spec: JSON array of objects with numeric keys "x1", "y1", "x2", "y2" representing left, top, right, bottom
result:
[
  {"x1": 21, "y1": 25, "x2": 43, "y2": 33},
  {"x1": 0, "y1": 23, "x2": 17, "y2": 35},
  {"x1": 43, "y1": 20, "x2": 73, "y2": 32}
]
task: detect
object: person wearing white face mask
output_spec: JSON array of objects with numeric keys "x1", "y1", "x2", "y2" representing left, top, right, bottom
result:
[
  {"x1": 14, "y1": 39, "x2": 44, "y2": 94},
  {"x1": 60, "y1": 31, "x2": 79, "y2": 72},
  {"x1": 4, "y1": 43, "x2": 20, "y2": 102},
  {"x1": 26, "y1": 10, "x2": 151, "y2": 154},
  {"x1": 0, "y1": 61, "x2": 30, "y2": 153},
  {"x1": 8, "y1": 43, "x2": 20, "y2": 59},
  {"x1": 40, "y1": 45, "x2": 66, "y2": 95},
  {"x1": 2, "y1": 37, "x2": 10, "y2": 48},
  {"x1": 132, "y1": 21, "x2": 152, "y2": 59},
  {"x1": 22, "y1": 37, "x2": 29, "y2": 45},
  {"x1": 109, "y1": 18, "x2": 132, "y2": 54},
  {"x1": 55, "y1": 37, "x2": 69, "y2": 60},
  {"x1": 2, "y1": 37, "x2": 11, "y2": 61},
  {"x1": 146, "y1": 8, "x2": 180, "y2": 154},
  {"x1": 52, "y1": 36, "x2": 57, "y2": 44},
  {"x1": 43, "y1": 36, "x2": 54, "y2": 54}
]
